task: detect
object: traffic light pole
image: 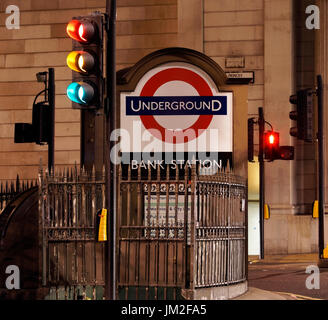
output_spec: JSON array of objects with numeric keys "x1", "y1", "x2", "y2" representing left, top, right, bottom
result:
[
  {"x1": 317, "y1": 75, "x2": 325, "y2": 259},
  {"x1": 48, "y1": 68, "x2": 55, "y2": 172},
  {"x1": 258, "y1": 107, "x2": 265, "y2": 259},
  {"x1": 105, "y1": 0, "x2": 116, "y2": 300}
]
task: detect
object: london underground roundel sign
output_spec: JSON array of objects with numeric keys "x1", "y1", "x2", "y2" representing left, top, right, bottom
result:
[{"x1": 120, "y1": 62, "x2": 233, "y2": 154}]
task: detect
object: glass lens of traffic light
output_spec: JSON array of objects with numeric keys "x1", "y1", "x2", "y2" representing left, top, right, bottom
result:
[
  {"x1": 79, "y1": 24, "x2": 86, "y2": 41},
  {"x1": 78, "y1": 55, "x2": 85, "y2": 71},
  {"x1": 67, "y1": 82, "x2": 94, "y2": 105},
  {"x1": 67, "y1": 51, "x2": 95, "y2": 74},
  {"x1": 66, "y1": 19, "x2": 95, "y2": 43},
  {"x1": 265, "y1": 131, "x2": 279, "y2": 147}
]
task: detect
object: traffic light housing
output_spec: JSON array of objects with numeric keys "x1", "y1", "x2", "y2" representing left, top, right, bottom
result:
[
  {"x1": 248, "y1": 118, "x2": 255, "y2": 162},
  {"x1": 289, "y1": 89, "x2": 314, "y2": 142},
  {"x1": 279, "y1": 146, "x2": 294, "y2": 160},
  {"x1": 264, "y1": 131, "x2": 280, "y2": 161},
  {"x1": 14, "y1": 123, "x2": 34, "y2": 143},
  {"x1": 32, "y1": 102, "x2": 51, "y2": 144},
  {"x1": 66, "y1": 14, "x2": 104, "y2": 110},
  {"x1": 15, "y1": 69, "x2": 54, "y2": 146},
  {"x1": 14, "y1": 102, "x2": 51, "y2": 145}
]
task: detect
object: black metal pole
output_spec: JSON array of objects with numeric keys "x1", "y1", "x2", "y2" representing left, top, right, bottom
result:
[
  {"x1": 105, "y1": 0, "x2": 116, "y2": 300},
  {"x1": 258, "y1": 107, "x2": 265, "y2": 259},
  {"x1": 48, "y1": 68, "x2": 55, "y2": 172},
  {"x1": 317, "y1": 75, "x2": 325, "y2": 259}
]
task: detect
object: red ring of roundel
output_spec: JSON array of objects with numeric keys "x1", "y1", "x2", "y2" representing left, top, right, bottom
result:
[{"x1": 139, "y1": 67, "x2": 213, "y2": 144}]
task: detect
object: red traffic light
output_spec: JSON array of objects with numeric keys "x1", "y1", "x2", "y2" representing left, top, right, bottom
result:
[
  {"x1": 264, "y1": 131, "x2": 280, "y2": 161},
  {"x1": 265, "y1": 131, "x2": 279, "y2": 146},
  {"x1": 269, "y1": 133, "x2": 275, "y2": 144},
  {"x1": 66, "y1": 19, "x2": 95, "y2": 43}
]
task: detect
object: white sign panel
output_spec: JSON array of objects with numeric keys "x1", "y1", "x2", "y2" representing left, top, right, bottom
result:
[{"x1": 120, "y1": 62, "x2": 233, "y2": 154}]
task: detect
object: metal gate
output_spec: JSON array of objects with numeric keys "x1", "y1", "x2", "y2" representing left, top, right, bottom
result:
[
  {"x1": 116, "y1": 164, "x2": 247, "y2": 300},
  {"x1": 39, "y1": 166, "x2": 106, "y2": 300}
]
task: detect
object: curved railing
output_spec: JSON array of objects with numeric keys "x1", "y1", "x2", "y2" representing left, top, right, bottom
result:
[{"x1": 117, "y1": 164, "x2": 247, "y2": 299}]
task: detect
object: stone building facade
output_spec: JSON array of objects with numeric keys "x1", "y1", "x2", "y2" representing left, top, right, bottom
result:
[{"x1": 0, "y1": 0, "x2": 327, "y2": 255}]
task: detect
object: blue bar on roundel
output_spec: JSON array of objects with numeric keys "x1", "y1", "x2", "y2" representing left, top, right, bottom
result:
[{"x1": 126, "y1": 96, "x2": 227, "y2": 116}]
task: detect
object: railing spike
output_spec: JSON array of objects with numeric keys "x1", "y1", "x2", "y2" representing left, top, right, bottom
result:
[
  {"x1": 148, "y1": 163, "x2": 151, "y2": 180},
  {"x1": 138, "y1": 163, "x2": 141, "y2": 180},
  {"x1": 16, "y1": 175, "x2": 20, "y2": 193},
  {"x1": 64, "y1": 167, "x2": 68, "y2": 182},
  {"x1": 191, "y1": 163, "x2": 196, "y2": 179},
  {"x1": 127, "y1": 164, "x2": 131, "y2": 180},
  {"x1": 45, "y1": 168, "x2": 49, "y2": 180},
  {"x1": 73, "y1": 161, "x2": 77, "y2": 178},
  {"x1": 102, "y1": 164, "x2": 106, "y2": 180},
  {"x1": 175, "y1": 163, "x2": 179, "y2": 180},
  {"x1": 91, "y1": 165, "x2": 96, "y2": 181},
  {"x1": 157, "y1": 164, "x2": 161, "y2": 181},
  {"x1": 118, "y1": 164, "x2": 122, "y2": 179},
  {"x1": 55, "y1": 167, "x2": 60, "y2": 182},
  {"x1": 39, "y1": 158, "x2": 43, "y2": 176},
  {"x1": 58, "y1": 168, "x2": 62, "y2": 181},
  {"x1": 184, "y1": 163, "x2": 188, "y2": 180},
  {"x1": 226, "y1": 159, "x2": 231, "y2": 173},
  {"x1": 69, "y1": 167, "x2": 73, "y2": 181}
]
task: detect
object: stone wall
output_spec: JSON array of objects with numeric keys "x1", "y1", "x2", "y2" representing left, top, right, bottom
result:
[
  {"x1": 203, "y1": 0, "x2": 264, "y2": 118},
  {"x1": 0, "y1": 0, "x2": 178, "y2": 181}
]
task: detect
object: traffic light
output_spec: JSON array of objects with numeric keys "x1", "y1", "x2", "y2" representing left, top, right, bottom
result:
[
  {"x1": 264, "y1": 131, "x2": 280, "y2": 161},
  {"x1": 248, "y1": 118, "x2": 255, "y2": 162},
  {"x1": 279, "y1": 146, "x2": 294, "y2": 160},
  {"x1": 289, "y1": 89, "x2": 314, "y2": 142},
  {"x1": 15, "y1": 102, "x2": 51, "y2": 145},
  {"x1": 14, "y1": 123, "x2": 34, "y2": 143},
  {"x1": 32, "y1": 102, "x2": 51, "y2": 144},
  {"x1": 66, "y1": 14, "x2": 104, "y2": 110},
  {"x1": 15, "y1": 69, "x2": 54, "y2": 146}
]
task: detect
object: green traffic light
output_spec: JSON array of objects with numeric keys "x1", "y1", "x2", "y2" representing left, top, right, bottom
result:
[{"x1": 67, "y1": 82, "x2": 94, "y2": 105}]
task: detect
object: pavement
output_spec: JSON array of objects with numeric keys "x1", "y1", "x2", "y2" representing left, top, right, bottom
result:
[
  {"x1": 234, "y1": 287, "x2": 292, "y2": 300},
  {"x1": 248, "y1": 253, "x2": 318, "y2": 265},
  {"x1": 233, "y1": 253, "x2": 324, "y2": 300}
]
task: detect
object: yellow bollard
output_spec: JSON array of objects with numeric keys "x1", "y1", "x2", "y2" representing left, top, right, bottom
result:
[
  {"x1": 312, "y1": 200, "x2": 319, "y2": 219},
  {"x1": 264, "y1": 204, "x2": 270, "y2": 220},
  {"x1": 323, "y1": 244, "x2": 328, "y2": 259},
  {"x1": 97, "y1": 208, "x2": 108, "y2": 242}
]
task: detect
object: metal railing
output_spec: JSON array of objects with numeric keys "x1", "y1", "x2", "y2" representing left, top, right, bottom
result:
[
  {"x1": 116, "y1": 164, "x2": 247, "y2": 300},
  {"x1": 39, "y1": 163, "x2": 247, "y2": 300},
  {"x1": 0, "y1": 176, "x2": 36, "y2": 213},
  {"x1": 39, "y1": 165, "x2": 106, "y2": 300},
  {"x1": 195, "y1": 172, "x2": 247, "y2": 288}
]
